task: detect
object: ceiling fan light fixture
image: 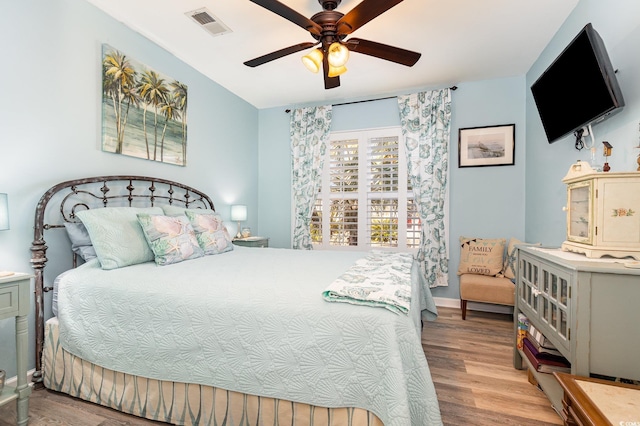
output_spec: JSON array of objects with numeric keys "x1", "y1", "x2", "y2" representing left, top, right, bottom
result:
[
  {"x1": 327, "y1": 42, "x2": 349, "y2": 67},
  {"x1": 328, "y1": 64, "x2": 347, "y2": 77},
  {"x1": 302, "y1": 48, "x2": 323, "y2": 73}
]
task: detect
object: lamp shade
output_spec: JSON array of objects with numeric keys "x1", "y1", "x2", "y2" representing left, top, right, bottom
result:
[
  {"x1": 230, "y1": 204, "x2": 247, "y2": 222},
  {"x1": 327, "y1": 42, "x2": 349, "y2": 67},
  {"x1": 328, "y1": 64, "x2": 347, "y2": 77},
  {"x1": 302, "y1": 49, "x2": 323, "y2": 73},
  {"x1": 0, "y1": 193, "x2": 9, "y2": 231}
]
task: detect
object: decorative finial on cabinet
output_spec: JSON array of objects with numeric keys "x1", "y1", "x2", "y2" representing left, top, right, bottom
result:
[
  {"x1": 563, "y1": 161, "x2": 596, "y2": 180},
  {"x1": 602, "y1": 141, "x2": 612, "y2": 172}
]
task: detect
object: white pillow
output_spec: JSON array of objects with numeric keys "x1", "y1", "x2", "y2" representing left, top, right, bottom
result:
[{"x1": 76, "y1": 206, "x2": 163, "y2": 270}]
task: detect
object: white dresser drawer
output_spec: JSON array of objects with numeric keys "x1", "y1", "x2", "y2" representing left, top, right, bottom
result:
[{"x1": 0, "y1": 284, "x2": 19, "y2": 320}]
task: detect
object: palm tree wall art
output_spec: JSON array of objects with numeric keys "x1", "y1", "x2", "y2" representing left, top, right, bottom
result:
[{"x1": 101, "y1": 44, "x2": 188, "y2": 166}]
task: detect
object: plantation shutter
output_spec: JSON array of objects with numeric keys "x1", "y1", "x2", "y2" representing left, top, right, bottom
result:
[
  {"x1": 368, "y1": 136, "x2": 400, "y2": 247},
  {"x1": 310, "y1": 127, "x2": 420, "y2": 250}
]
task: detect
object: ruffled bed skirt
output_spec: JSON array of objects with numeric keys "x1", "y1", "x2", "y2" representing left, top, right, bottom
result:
[{"x1": 43, "y1": 318, "x2": 383, "y2": 426}]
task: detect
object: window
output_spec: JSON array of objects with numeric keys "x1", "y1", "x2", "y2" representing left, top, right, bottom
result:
[{"x1": 311, "y1": 127, "x2": 420, "y2": 250}]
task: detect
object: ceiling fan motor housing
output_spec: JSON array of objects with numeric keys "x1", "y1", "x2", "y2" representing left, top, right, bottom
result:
[
  {"x1": 310, "y1": 10, "x2": 346, "y2": 45},
  {"x1": 320, "y1": 0, "x2": 341, "y2": 10}
]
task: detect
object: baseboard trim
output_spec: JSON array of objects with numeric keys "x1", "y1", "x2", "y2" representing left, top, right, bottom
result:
[
  {"x1": 433, "y1": 297, "x2": 513, "y2": 315},
  {"x1": 4, "y1": 368, "x2": 36, "y2": 388}
]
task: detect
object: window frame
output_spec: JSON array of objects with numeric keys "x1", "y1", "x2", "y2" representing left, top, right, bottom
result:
[{"x1": 311, "y1": 126, "x2": 419, "y2": 253}]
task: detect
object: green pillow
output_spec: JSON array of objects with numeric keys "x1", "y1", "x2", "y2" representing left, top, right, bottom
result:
[{"x1": 76, "y1": 207, "x2": 163, "y2": 270}]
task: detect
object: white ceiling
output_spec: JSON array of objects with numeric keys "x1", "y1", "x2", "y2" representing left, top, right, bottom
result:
[{"x1": 86, "y1": 0, "x2": 578, "y2": 109}]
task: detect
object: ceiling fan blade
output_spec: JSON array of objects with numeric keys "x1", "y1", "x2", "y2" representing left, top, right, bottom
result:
[
  {"x1": 323, "y1": 54, "x2": 340, "y2": 89},
  {"x1": 244, "y1": 42, "x2": 317, "y2": 67},
  {"x1": 345, "y1": 38, "x2": 421, "y2": 66},
  {"x1": 337, "y1": 0, "x2": 404, "y2": 35},
  {"x1": 250, "y1": 0, "x2": 322, "y2": 36}
]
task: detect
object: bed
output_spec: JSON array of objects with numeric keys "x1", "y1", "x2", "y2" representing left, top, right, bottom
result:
[{"x1": 31, "y1": 176, "x2": 443, "y2": 426}]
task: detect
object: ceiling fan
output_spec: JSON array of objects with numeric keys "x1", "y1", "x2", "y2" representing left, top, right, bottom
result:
[{"x1": 244, "y1": 0, "x2": 421, "y2": 89}]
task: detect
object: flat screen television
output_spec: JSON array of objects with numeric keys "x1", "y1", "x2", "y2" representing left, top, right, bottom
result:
[{"x1": 531, "y1": 23, "x2": 625, "y2": 144}]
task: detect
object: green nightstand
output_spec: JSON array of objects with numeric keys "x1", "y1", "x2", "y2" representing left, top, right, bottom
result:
[{"x1": 232, "y1": 236, "x2": 269, "y2": 248}]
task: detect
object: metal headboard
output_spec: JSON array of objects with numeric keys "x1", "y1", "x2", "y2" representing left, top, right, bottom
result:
[{"x1": 30, "y1": 175, "x2": 215, "y2": 385}]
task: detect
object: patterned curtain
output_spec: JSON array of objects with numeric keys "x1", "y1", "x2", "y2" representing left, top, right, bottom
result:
[
  {"x1": 397, "y1": 89, "x2": 452, "y2": 287},
  {"x1": 290, "y1": 105, "x2": 332, "y2": 249}
]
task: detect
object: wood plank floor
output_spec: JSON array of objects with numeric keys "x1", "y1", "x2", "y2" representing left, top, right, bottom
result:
[
  {"x1": 423, "y1": 307, "x2": 562, "y2": 425},
  {"x1": 0, "y1": 307, "x2": 562, "y2": 425}
]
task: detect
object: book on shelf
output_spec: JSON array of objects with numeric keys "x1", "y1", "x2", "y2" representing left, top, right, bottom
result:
[
  {"x1": 526, "y1": 330, "x2": 564, "y2": 357},
  {"x1": 517, "y1": 313, "x2": 529, "y2": 349},
  {"x1": 522, "y1": 337, "x2": 571, "y2": 374},
  {"x1": 527, "y1": 324, "x2": 558, "y2": 350}
]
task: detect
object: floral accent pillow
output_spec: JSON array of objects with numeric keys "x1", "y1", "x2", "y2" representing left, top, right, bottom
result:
[
  {"x1": 457, "y1": 236, "x2": 506, "y2": 276},
  {"x1": 184, "y1": 210, "x2": 234, "y2": 255},
  {"x1": 137, "y1": 214, "x2": 204, "y2": 266}
]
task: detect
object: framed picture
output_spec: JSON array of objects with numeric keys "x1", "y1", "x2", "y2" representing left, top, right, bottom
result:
[
  {"x1": 458, "y1": 124, "x2": 515, "y2": 168},
  {"x1": 101, "y1": 44, "x2": 188, "y2": 167}
]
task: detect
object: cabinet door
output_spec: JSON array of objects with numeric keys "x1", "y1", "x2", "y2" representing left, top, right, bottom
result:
[
  {"x1": 566, "y1": 181, "x2": 593, "y2": 244},
  {"x1": 539, "y1": 264, "x2": 571, "y2": 352},
  {"x1": 597, "y1": 178, "x2": 640, "y2": 247},
  {"x1": 517, "y1": 255, "x2": 539, "y2": 318}
]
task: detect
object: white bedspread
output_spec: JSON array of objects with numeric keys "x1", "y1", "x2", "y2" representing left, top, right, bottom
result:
[{"x1": 56, "y1": 247, "x2": 442, "y2": 425}]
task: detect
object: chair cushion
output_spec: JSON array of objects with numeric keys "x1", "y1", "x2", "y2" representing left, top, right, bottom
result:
[{"x1": 459, "y1": 274, "x2": 515, "y2": 306}]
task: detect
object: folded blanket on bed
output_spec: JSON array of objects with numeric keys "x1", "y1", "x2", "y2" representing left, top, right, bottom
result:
[{"x1": 322, "y1": 251, "x2": 414, "y2": 314}]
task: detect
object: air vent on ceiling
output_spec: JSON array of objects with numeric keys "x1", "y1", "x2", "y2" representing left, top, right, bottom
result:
[{"x1": 185, "y1": 8, "x2": 232, "y2": 37}]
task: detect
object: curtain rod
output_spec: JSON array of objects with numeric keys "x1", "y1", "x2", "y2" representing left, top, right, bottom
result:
[{"x1": 285, "y1": 86, "x2": 457, "y2": 113}]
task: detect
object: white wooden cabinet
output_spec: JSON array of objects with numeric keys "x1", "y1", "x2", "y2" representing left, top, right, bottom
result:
[
  {"x1": 513, "y1": 246, "x2": 640, "y2": 413},
  {"x1": 561, "y1": 161, "x2": 640, "y2": 260},
  {"x1": 0, "y1": 273, "x2": 32, "y2": 426}
]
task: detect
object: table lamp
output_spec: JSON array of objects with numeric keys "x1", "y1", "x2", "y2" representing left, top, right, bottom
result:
[
  {"x1": 0, "y1": 193, "x2": 8, "y2": 231},
  {"x1": 0, "y1": 193, "x2": 14, "y2": 277},
  {"x1": 230, "y1": 204, "x2": 247, "y2": 239}
]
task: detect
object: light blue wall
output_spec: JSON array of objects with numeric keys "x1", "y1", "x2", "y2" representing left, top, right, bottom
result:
[
  {"x1": 257, "y1": 107, "x2": 291, "y2": 249},
  {"x1": 0, "y1": 0, "x2": 258, "y2": 378},
  {"x1": 257, "y1": 77, "x2": 527, "y2": 301},
  {"x1": 445, "y1": 77, "x2": 527, "y2": 300},
  {"x1": 525, "y1": 0, "x2": 640, "y2": 245}
]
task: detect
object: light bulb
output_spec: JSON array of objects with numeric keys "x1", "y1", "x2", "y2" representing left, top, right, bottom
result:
[
  {"x1": 302, "y1": 49, "x2": 323, "y2": 73},
  {"x1": 327, "y1": 42, "x2": 349, "y2": 67}
]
